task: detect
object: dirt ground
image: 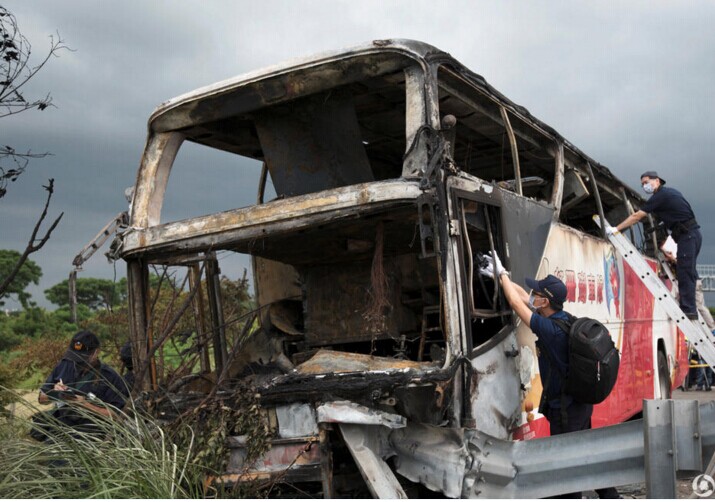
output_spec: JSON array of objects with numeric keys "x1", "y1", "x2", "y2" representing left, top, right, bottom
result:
[{"x1": 5, "y1": 390, "x2": 52, "y2": 419}]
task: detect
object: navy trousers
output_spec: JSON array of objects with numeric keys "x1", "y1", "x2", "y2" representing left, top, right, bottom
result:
[
  {"x1": 676, "y1": 228, "x2": 703, "y2": 315},
  {"x1": 546, "y1": 402, "x2": 620, "y2": 499}
]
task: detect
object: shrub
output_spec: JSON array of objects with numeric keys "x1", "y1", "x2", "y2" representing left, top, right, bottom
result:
[
  {"x1": 7, "y1": 337, "x2": 69, "y2": 386},
  {"x1": 0, "y1": 363, "x2": 17, "y2": 411},
  {"x1": 0, "y1": 396, "x2": 208, "y2": 498}
]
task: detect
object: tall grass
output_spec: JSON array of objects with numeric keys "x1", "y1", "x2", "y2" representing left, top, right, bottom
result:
[{"x1": 0, "y1": 393, "x2": 209, "y2": 498}]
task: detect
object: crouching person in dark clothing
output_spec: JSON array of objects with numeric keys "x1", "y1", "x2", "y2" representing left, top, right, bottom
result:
[
  {"x1": 478, "y1": 253, "x2": 619, "y2": 499},
  {"x1": 119, "y1": 341, "x2": 135, "y2": 393},
  {"x1": 36, "y1": 331, "x2": 128, "y2": 438}
]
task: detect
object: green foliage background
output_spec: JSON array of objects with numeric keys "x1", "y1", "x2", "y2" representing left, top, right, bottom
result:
[
  {"x1": 0, "y1": 250, "x2": 42, "y2": 309},
  {"x1": 0, "y1": 255, "x2": 255, "y2": 393}
]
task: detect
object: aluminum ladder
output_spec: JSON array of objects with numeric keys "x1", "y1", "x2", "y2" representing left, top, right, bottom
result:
[{"x1": 594, "y1": 215, "x2": 715, "y2": 369}]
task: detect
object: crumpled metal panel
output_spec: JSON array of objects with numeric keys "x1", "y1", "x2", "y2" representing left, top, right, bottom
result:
[
  {"x1": 276, "y1": 403, "x2": 318, "y2": 438},
  {"x1": 469, "y1": 329, "x2": 524, "y2": 439},
  {"x1": 317, "y1": 400, "x2": 406, "y2": 429},
  {"x1": 224, "y1": 435, "x2": 321, "y2": 477},
  {"x1": 296, "y1": 349, "x2": 430, "y2": 374},
  {"x1": 340, "y1": 423, "x2": 408, "y2": 499},
  {"x1": 255, "y1": 89, "x2": 374, "y2": 198},
  {"x1": 498, "y1": 189, "x2": 554, "y2": 286},
  {"x1": 389, "y1": 423, "x2": 468, "y2": 498}
]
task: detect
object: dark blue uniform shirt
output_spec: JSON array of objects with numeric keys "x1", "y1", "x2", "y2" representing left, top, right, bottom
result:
[
  {"x1": 41, "y1": 359, "x2": 128, "y2": 410},
  {"x1": 530, "y1": 310, "x2": 572, "y2": 408},
  {"x1": 641, "y1": 186, "x2": 696, "y2": 231}
]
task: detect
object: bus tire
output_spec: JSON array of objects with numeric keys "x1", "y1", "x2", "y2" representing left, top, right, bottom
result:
[{"x1": 658, "y1": 351, "x2": 671, "y2": 399}]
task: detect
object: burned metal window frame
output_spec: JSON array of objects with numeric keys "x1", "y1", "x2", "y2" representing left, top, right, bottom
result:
[
  {"x1": 448, "y1": 186, "x2": 515, "y2": 353},
  {"x1": 435, "y1": 65, "x2": 559, "y2": 204},
  {"x1": 131, "y1": 57, "x2": 433, "y2": 231}
]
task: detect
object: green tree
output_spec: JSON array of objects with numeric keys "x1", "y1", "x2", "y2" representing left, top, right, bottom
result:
[
  {"x1": 45, "y1": 277, "x2": 127, "y2": 311},
  {"x1": 0, "y1": 249, "x2": 41, "y2": 308}
]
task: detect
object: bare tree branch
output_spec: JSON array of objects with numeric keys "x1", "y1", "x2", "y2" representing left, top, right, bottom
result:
[
  {"x1": 0, "y1": 6, "x2": 69, "y2": 197},
  {"x1": 0, "y1": 178, "x2": 63, "y2": 298}
]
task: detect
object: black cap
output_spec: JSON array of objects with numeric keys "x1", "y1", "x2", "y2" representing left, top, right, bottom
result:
[
  {"x1": 120, "y1": 341, "x2": 133, "y2": 367},
  {"x1": 640, "y1": 170, "x2": 666, "y2": 185},
  {"x1": 69, "y1": 330, "x2": 100, "y2": 353},
  {"x1": 525, "y1": 274, "x2": 567, "y2": 307}
]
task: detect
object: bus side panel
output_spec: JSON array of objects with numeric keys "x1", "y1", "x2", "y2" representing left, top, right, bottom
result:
[
  {"x1": 592, "y1": 260, "x2": 655, "y2": 427},
  {"x1": 674, "y1": 327, "x2": 689, "y2": 389},
  {"x1": 513, "y1": 225, "x2": 679, "y2": 437},
  {"x1": 514, "y1": 225, "x2": 624, "y2": 438}
]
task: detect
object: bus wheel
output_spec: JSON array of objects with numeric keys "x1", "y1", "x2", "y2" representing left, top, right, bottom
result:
[{"x1": 658, "y1": 351, "x2": 671, "y2": 399}]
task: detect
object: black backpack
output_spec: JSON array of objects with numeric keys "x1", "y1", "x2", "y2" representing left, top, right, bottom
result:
[{"x1": 551, "y1": 313, "x2": 620, "y2": 405}]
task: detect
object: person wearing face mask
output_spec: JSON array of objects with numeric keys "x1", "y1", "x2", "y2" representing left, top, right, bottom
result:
[
  {"x1": 606, "y1": 171, "x2": 701, "y2": 320},
  {"x1": 479, "y1": 253, "x2": 620, "y2": 499},
  {"x1": 36, "y1": 331, "x2": 128, "y2": 438}
]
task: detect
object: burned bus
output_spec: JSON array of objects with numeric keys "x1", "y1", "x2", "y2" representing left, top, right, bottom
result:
[{"x1": 119, "y1": 40, "x2": 687, "y2": 497}]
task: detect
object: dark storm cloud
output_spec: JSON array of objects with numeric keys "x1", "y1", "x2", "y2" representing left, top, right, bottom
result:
[{"x1": 2, "y1": 0, "x2": 715, "y2": 308}]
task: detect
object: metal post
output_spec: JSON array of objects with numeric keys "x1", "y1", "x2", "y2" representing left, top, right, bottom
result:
[
  {"x1": 620, "y1": 187, "x2": 638, "y2": 244},
  {"x1": 68, "y1": 270, "x2": 78, "y2": 324},
  {"x1": 551, "y1": 141, "x2": 565, "y2": 219},
  {"x1": 188, "y1": 263, "x2": 211, "y2": 374},
  {"x1": 585, "y1": 162, "x2": 607, "y2": 240},
  {"x1": 205, "y1": 254, "x2": 228, "y2": 375},
  {"x1": 499, "y1": 106, "x2": 522, "y2": 196},
  {"x1": 643, "y1": 399, "x2": 704, "y2": 498},
  {"x1": 127, "y1": 259, "x2": 151, "y2": 392}
]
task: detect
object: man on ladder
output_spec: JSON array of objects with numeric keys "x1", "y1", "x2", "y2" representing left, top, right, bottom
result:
[{"x1": 606, "y1": 171, "x2": 702, "y2": 320}]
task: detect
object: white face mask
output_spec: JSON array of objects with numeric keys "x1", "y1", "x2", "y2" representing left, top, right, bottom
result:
[
  {"x1": 528, "y1": 293, "x2": 540, "y2": 311},
  {"x1": 642, "y1": 182, "x2": 654, "y2": 194}
]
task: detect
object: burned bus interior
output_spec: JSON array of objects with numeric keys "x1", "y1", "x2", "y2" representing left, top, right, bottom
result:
[
  {"x1": 136, "y1": 63, "x2": 458, "y2": 393},
  {"x1": 176, "y1": 69, "x2": 408, "y2": 194}
]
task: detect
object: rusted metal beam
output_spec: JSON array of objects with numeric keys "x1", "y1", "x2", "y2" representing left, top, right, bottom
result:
[
  {"x1": 127, "y1": 258, "x2": 151, "y2": 392},
  {"x1": 339, "y1": 424, "x2": 407, "y2": 499},
  {"x1": 130, "y1": 132, "x2": 184, "y2": 229},
  {"x1": 188, "y1": 263, "x2": 211, "y2": 374},
  {"x1": 586, "y1": 161, "x2": 608, "y2": 239},
  {"x1": 499, "y1": 106, "x2": 522, "y2": 196},
  {"x1": 551, "y1": 141, "x2": 565, "y2": 217},
  {"x1": 205, "y1": 254, "x2": 228, "y2": 375},
  {"x1": 403, "y1": 64, "x2": 432, "y2": 177},
  {"x1": 121, "y1": 181, "x2": 422, "y2": 258},
  {"x1": 437, "y1": 76, "x2": 546, "y2": 152}
]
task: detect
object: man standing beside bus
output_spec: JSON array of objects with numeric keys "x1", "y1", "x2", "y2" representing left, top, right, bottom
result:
[
  {"x1": 606, "y1": 171, "x2": 701, "y2": 320},
  {"x1": 479, "y1": 253, "x2": 619, "y2": 499}
]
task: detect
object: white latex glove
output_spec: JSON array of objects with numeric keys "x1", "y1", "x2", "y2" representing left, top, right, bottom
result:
[
  {"x1": 491, "y1": 251, "x2": 506, "y2": 275},
  {"x1": 478, "y1": 252, "x2": 507, "y2": 277},
  {"x1": 479, "y1": 256, "x2": 495, "y2": 277},
  {"x1": 605, "y1": 225, "x2": 619, "y2": 236}
]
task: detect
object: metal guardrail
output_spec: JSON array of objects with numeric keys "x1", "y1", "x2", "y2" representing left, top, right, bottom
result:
[
  {"x1": 463, "y1": 400, "x2": 715, "y2": 498},
  {"x1": 698, "y1": 265, "x2": 715, "y2": 292},
  {"x1": 387, "y1": 400, "x2": 715, "y2": 498}
]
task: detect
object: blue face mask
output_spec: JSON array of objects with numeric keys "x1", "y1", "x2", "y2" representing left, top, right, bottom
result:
[{"x1": 642, "y1": 182, "x2": 654, "y2": 194}]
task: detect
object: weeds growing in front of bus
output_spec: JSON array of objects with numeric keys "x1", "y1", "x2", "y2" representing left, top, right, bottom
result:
[
  {"x1": 0, "y1": 384, "x2": 277, "y2": 498},
  {"x1": 0, "y1": 389, "x2": 206, "y2": 498},
  {"x1": 163, "y1": 382, "x2": 274, "y2": 497}
]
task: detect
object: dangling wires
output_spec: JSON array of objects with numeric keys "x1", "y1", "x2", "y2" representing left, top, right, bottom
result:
[{"x1": 365, "y1": 221, "x2": 391, "y2": 352}]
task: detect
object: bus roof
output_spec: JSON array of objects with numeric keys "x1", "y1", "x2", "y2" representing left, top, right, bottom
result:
[{"x1": 147, "y1": 38, "x2": 641, "y2": 201}]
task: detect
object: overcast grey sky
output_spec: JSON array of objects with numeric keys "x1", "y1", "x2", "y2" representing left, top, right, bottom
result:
[{"x1": 2, "y1": 0, "x2": 715, "y2": 309}]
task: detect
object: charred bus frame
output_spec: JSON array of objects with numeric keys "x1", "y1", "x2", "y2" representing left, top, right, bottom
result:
[{"x1": 118, "y1": 40, "x2": 673, "y2": 496}]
